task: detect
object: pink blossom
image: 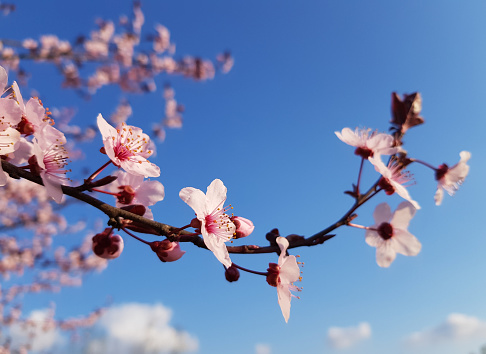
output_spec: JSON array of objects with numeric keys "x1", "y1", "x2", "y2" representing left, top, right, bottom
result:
[
  {"x1": 365, "y1": 202, "x2": 421, "y2": 268},
  {"x1": 434, "y1": 151, "x2": 471, "y2": 206},
  {"x1": 0, "y1": 127, "x2": 21, "y2": 186},
  {"x1": 266, "y1": 237, "x2": 301, "y2": 323},
  {"x1": 30, "y1": 136, "x2": 71, "y2": 203},
  {"x1": 97, "y1": 114, "x2": 160, "y2": 178},
  {"x1": 335, "y1": 127, "x2": 398, "y2": 159},
  {"x1": 11, "y1": 82, "x2": 65, "y2": 143},
  {"x1": 230, "y1": 216, "x2": 254, "y2": 239},
  {"x1": 179, "y1": 179, "x2": 236, "y2": 268},
  {"x1": 107, "y1": 170, "x2": 164, "y2": 207},
  {"x1": 369, "y1": 156, "x2": 420, "y2": 210},
  {"x1": 0, "y1": 66, "x2": 22, "y2": 130},
  {"x1": 150, "y1": 240, "x2": 185, "y2": 262},
  {"x1": 92, "y1": 228, "x2": 124, "y2": 259}
]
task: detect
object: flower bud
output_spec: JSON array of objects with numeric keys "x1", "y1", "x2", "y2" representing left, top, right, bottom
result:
[
  {"x1": 225, "y1": 264, "x2": 240, "y2": 282},
  {"x1": 92, "y1": 228, "x2": 124, "y2": 259},
  {"x1": 230, "y1": 216, "x2": 254, "y2": 239},
  {"x1": 150, "y1": 240, "x2": 185, "y2": 262}
]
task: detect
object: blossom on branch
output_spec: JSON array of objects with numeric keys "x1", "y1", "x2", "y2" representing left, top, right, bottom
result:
[
  {"x1": 97, "y1": 114, "x2": 160, "y2": 177},
  {"x1": 106, "y1": 170, "x2": 164, "y2": 207},
  {"x1": 369, "y1": 156, "x2": 420, "y2": 210},
  {"x1": 29, "y1": 136, "x2": 71, "y2": 203},
  {"x1": 365, "y1": 202, "x2": 421, "y2": 268},
  {"x1": 266, "y1": 237, "x2": 301, "y2": 323},
  {"x1": 335, "y1": 127, "x2": 398, "y2": 159},
  {"x1": 179, "y1": 179, "x2": 236, "y2": 268},
  {"x1": 434, "y1": 151, "x2": 471, "y2": 206}
]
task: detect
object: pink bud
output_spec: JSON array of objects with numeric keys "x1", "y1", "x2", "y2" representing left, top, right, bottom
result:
[
  {"x1": 150, "y1": 240, "x2": 185, "y2": 262},
  {"x1": 92, "y1": 228, "x2": 124, "y2": 259},
  {"x1": 230, "y1": 216, "x2": 254, "y2": 239}
]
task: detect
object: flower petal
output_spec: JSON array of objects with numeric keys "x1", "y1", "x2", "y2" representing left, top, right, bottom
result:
[
  {"x1": 202, "y1": 230, "x2": 232, "y2": 268},
  {"x1": 41, "y1": 171, "x2": 64, "y2": 203},
  {"x1": 375, "y1": 241, "x2": 396, "y2": 268},
  {"x1": 373, "y1": 202, "x2": 392, "y2": 225},
  {"x1": 280, "y1": 255, "x2": 300, "y2": 284},
  {"x1": 179, "y1": 187, "x2": 207, "y2": 218},
  {"x1": 277, "y1": 283, "x2": 292, "y2": 323},
  {"x1": 391, "y1": 181, "x2": 420, "y2": 210},
  {"x1": 135, "y1": 180, "x2": 165, "y2": 206},
  {"x1": 390, "y1": 201, "x2": 416, "y2": 229},
  {"x1": 434, "y1": 187, "x2": 444, "y2": 206},
  {"x1": 391, "y1": 229, "x2": 421, "y2": 256},
  {"x1": 205, "y1": 179, "x2": 227, "y2": 212},
  {"x1": 365, "y1": 230, "x2": 384, "y2": 247}
]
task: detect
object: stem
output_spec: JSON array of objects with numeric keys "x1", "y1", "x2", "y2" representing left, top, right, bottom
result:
[
  {"x1": 121, "y1": 226, "x2": 151, "y2": 245},
  {"x1": 410, "y1": 158, "x2": 437, "y2": 171},
  {"x1": 356, "y1": 157, "x2": 365, "y2": 196},
  {"x1": 232, "y1": 263, "x2": 268, "y2": 276},
  {"x1": 86, "y1": 160, "x2": 113, "y2": 183},
  {"x1": 347, "y1": 223, "x2": 374, "y2": 230},
  {"x1": 91, "y1": 188, "x2": 119, "y2": 196}
]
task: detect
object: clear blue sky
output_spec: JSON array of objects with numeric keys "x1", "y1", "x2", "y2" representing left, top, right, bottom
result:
[{"x1": 1, "y1": 1, "x2": 485, "y2": 353}]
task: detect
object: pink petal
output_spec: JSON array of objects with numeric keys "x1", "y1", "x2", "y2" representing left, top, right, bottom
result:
[
  {"x1": 367, "y1": 133, "x2": 396, "y2": 154},
  {"x1": 279, "y1": 255, "x2": 300, "y2": 284},
  {"x1": 335, "y1": 128, "x2": 360, "y2": 146},
  {"x1": 391, "y1": 229, "x2": 421, "y2": 256},
  {"x1": 277, "y1": 283, "x2": 292, "y2": 323},
  {"x1": 434, "y1": 187, "x2": 444, "y2": 206},
  {"x1": 365, "y1": 230, "x2": 384, "y2": 248},
  {"x1": 96, "y1": 113, "x2": 118, "y2": 140},
  {"x1": 373, "y1": 203, "x2": 392, "y2": 225},
  {"x1": 0, "y1": 66, "x2": 7, "y2": 89},
  {"x1": 119, "y1": 156, "x2": 160, "y2": 178},
  {"x1": 375, "y1": 242, "x2": 396, "y2": 268},
  {"x1": 41, "y1": 171, "x2": 64, "y2": 203},
  {"x1": 12, "y1": 82, "x2": 25, "y2": 111},
  {"x1": 179, "y1": 187, "x2": 207, "y2": 218},
  {"x1": 391, "y1": 181, "x2": 420, "y2": 210},
  {"x1": 202, "y1": 229, "x2": 232, "y2": 268},
  {"x1": 390, "y1": 201, "x2": 416, "y2": 229},
  {"x1": 0, "y1": 98, "x2": 22, "y2": 128},
  {"x1": 205, "y1": 179, "x2": 227, "y2": 212},
  {"x1": 0, "y1": 163, "x2": 8, "y2": 186},
  {"x1": 135, "y1": 180, "x2": 165, "y2": 206}
]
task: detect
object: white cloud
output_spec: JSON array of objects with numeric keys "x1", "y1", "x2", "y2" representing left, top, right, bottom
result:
[
  {"x1": 86, "y1": 302, "x2": 199, "y2": 354},
  {"x1": 327, "y1": 322, "x2": 371, "y2": 349},
  {"x1": 405, "y1": 313, "x2": 486, "y2": 347},
  {"x1": 9, "y1": 309, "x2": 65, "y2": 352},
  {"x1": 255, "y1": 343, "x2": 271, "y2": 354}
]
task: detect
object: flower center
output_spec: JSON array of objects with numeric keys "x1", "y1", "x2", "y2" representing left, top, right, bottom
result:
[
  {"x1": 435, "y1": 163, "x2": 449, "y2": 181},
  {"x1": 354, "y1": 147, "x2": 373, "y2": 159},
  {"x1": 204, "y1": 205, "x2": 235, "y2": 241},
  {"x1": 377, "y1": 222, "x2": 394, "y2": 240},
  {"x1": 378, "y1": 177, "x2": 395, "y2": 195}
]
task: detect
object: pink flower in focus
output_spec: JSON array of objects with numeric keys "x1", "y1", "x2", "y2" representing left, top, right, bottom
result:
[
  {"x1": 266, "y1": 237, "x2": 301, "y2": 323},
  {"x1": 107, "y1": 170, "x2": 164, "y2": 207},
  {"x1": 92, "y1": 228, "x2": 124, "y2": 259},
  {"x1": 0, "y1": 127, "x2": 21, "y2": 186},
  {"x1": 150, "y1": 240, "x2": 185, "y2": 262},
  {"x1": 230, "y1": 216, "x2": 254, "y2": 239},
  {"x1": 369, "y1": 156, "x2": 420, "y2": 210},
  {"x1": 179, "y1": 179, "x2": 236, "y2": 268},
  {"x1": 365, "y1": 202, "x2": 421, "y2": 268},
  {"x1": 335, "y1": 127, "x2": 398, "y2": 159},
  {"x1": 435, "y1": 151, "x2": 471, "y2": 206},
  {"x1": 30, "y1": 136, "x2": 71, "y2": 203},
  {"x1": 97, "y1": 114, "x2": 160, "y2": 178}
]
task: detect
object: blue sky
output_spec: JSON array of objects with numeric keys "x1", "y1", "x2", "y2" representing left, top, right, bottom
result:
[{"x1": 1, "y1": 1, "x2": 486, "y2": 353}]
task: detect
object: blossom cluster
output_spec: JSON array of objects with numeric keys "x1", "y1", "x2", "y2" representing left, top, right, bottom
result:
[{"x1": 336, "y1": 93, "x2": 470, "y2": 268}]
